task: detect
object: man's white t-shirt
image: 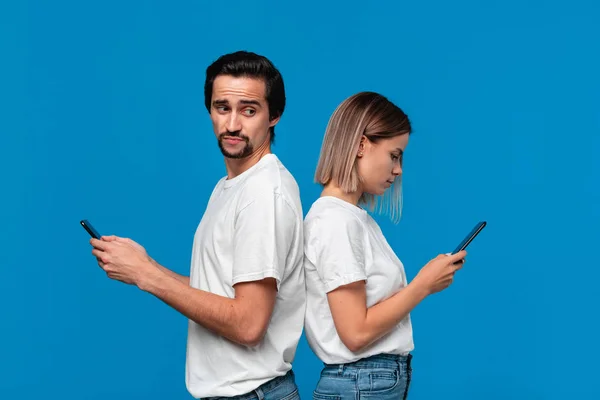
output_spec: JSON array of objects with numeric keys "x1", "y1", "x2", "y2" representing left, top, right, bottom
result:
[
  {"x1": 303, "y1": 196, "x2": 414, "y2": 365},
  {"x1": 185, "y1": 154, "x2": 306, "y2": 398}
]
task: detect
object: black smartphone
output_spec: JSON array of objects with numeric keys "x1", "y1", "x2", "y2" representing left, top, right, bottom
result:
[
  {"x1": 80, "y1": 219, "x2": 101, "y2": 239},
  {"x1": 452, "y1": 221, "x2": 486, "y2": 254}
]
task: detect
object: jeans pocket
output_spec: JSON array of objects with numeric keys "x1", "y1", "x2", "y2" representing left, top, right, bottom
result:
[{"x1": 368, "y1": 369, "x2": 399, "y2": 393}]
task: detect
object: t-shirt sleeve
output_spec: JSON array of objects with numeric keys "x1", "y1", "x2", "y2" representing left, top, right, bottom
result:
[
  {"x1": 308, "y1": 212, "x2": 367, "y2": 293},
  {"x1": 231, "y1": 182, "x2": 296, "y2": 290}
]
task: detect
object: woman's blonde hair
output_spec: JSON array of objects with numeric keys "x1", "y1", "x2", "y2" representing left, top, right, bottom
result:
[{"x1": 314, "y1": 91, "x2": 412, "y2": 223}]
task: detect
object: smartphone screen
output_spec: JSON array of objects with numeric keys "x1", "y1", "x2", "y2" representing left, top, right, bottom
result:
[
  {"x1": 452, "y1": 221, "x2": 486, "y2": 254},
  {"x1": 80, "y1": 219, "x2": 101, "y2": 239}
]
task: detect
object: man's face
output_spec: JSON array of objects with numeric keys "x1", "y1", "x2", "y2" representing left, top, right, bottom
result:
[{"x1": 210, "y1": 75, "x2": 278, "y2": 159}]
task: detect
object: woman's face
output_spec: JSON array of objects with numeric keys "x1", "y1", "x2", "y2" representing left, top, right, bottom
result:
[{"x1": 356, "y1": 134, "x2": 409, "y2": 196}]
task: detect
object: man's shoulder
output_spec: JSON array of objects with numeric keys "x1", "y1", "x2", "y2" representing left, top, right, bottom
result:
[
  {"x1": 205, "y1": 176, "x2": 227, "y2": 202},
  {"x1": 231, "y1": 156, "x2": 301, "y2": 224},
  {"x1": 243, "y1": 155, "x2": 300, "y2": 200}
]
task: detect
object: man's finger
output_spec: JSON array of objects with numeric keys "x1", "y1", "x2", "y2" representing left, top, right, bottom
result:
[
  {"x1": 92, "y1": 248, "x2": 111, "y2": 264},
  {"x1": 101, "y1": 235, "x2": 118, "y2": 242},
  {"x1": 90, "y1": 238, "x2": 108, "y2": 250},
  {"x1": 115, "y1": 237, "x2": 134, "y2": 245},
  {"x1": 92, "y1": 249, "x2": 107, "y2": 263}
]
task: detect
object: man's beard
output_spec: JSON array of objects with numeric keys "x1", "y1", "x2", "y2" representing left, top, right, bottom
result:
[{"x1": 217, "y1": 132, "x2": 253, "y2": 159}]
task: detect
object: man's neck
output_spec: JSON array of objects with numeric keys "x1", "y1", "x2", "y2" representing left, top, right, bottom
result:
[{"x1": 224, "y1": 147, "x2": 272, "y2": 179}]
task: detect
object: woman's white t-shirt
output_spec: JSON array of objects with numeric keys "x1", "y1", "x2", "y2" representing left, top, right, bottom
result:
[{"x1": 303, "y1": 196, "x2": 414, "y2": 364}]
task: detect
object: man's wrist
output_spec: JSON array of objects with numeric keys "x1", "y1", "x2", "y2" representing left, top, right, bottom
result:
[{"x1": 137, "y1": 259, "x2": 168, "y2": 293}]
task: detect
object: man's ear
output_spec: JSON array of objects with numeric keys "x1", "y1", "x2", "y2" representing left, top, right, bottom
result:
[{"x1": 269, "y1": 114, "x2": 281, "y2": 128}]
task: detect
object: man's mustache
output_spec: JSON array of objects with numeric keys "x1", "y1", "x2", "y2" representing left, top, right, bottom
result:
[{"x1": 218, "y1": 131, "x2": 249, "y2": 142}]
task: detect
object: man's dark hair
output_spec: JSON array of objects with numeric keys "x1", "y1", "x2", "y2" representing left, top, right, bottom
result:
[{"x1": 204, "y1": 51, "x2": 286, "y2": 143}]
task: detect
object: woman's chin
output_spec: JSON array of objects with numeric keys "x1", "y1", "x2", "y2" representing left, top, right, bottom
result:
[{"x1": 365, "y1": 187, "x2": 386, "y2": 196}]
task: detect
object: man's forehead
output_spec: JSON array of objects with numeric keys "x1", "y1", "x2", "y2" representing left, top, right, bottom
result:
[{"x1": 212, "y1": 75, "x2": 267, "y2": 101}]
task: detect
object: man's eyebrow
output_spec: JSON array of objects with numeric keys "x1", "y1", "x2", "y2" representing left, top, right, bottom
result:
[
  {"x1": 212, "y1": 99, "x2": 262, "y2": 107},
  {"x1": 394, "y1": 148, "x2": 404, "y2": 154},
  {"x1": 239, "y1": 99, "x2": 262, "y2": 107}
]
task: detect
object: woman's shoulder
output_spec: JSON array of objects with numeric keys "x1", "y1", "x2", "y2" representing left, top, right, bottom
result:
[{"x1": 305, "y1": 196, "x2": 368, "y2": 235}]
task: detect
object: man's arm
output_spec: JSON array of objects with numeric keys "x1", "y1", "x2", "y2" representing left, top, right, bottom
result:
[
  {"x1": 152, "y1": 259, "x2": 189, "y2": 286},
  {"x1": 91, "y1": 237, "x2": 276, "y2": 347},
  {"x1": 101, "y1": 236, "x2": 190, "y2": 286},
  {"x1": 92, "y1": 179, "x2": 288, "y2": 347},
  {"x1": 140, "y1": 266, "x2": 277, "y2": 347}
]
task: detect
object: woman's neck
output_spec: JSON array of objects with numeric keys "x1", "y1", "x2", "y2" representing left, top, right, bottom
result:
[{"x1": 321, "y1": 183, "x2": 363, "y2": 206}]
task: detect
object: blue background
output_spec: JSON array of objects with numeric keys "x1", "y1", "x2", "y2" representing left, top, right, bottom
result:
[{"x1": 1, "y1": 0, "x2": 599, "y2": 398}]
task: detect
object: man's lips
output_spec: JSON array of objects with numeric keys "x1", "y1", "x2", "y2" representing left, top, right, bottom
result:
[{"x1": 222, "y1": 136, "x2": 245, "y2": 144}]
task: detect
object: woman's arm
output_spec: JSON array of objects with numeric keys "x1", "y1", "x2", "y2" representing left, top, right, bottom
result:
[{"x1": 327, "y1": 251, "x2": 466, "y2": 352}]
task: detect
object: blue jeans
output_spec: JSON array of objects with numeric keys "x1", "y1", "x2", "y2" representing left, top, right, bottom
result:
[
  {"x1": 203, "y1": 370, "x2": 300, "y2": 400},
  {"x1": 312, "y1": 354, "x2": 412, "y2": 400}
]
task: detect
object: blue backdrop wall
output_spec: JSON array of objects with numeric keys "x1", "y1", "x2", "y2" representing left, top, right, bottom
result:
[{"x1": 1, "y1": 0, "x2": 599, "y2": 399}]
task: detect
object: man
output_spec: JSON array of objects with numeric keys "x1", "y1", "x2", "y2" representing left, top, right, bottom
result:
[{"x1": 90, "y1": 51, "x2": 305, "y2": 399}]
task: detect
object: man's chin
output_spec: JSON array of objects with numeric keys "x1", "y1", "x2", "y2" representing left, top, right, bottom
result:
[
  {"x1": 218, "y1": 139, "x2": 254, "y2": 159},
  {"x1": 219, "y1": 147, "x2": 251, "y2": 159},
  {"x1": 222, "y1": 152, "x2": 247, "y2": 159}
]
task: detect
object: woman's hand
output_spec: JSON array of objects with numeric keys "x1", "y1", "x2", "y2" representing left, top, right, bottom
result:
[{"x1": 412, "y1": 251, "x2": 466, "y2": 295}]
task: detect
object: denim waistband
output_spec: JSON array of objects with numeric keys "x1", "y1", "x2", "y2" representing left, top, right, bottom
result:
[
  {"x1": 255, "y1": 369, "x2": 294, "y2": 395},
  {"x1": 202, "y1": 370, "x2": 294, "y2": 400},
  {"x1": 324, "y1": 353, "x2": 412, "y2": 370}
]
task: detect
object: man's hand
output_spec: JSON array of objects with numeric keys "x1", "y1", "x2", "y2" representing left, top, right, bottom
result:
[{"x1": 90, "y1": 236, "x2": 161, "y2": 288}]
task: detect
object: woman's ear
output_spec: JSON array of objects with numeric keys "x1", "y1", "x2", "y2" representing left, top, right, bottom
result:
[{"x1": 357, "y1": 136, "x2": 367, "y2": 157}]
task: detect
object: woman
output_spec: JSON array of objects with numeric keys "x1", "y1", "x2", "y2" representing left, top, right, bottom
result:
[{"x1": 304, "y1": 92, "x2": 467, "y2": 399}]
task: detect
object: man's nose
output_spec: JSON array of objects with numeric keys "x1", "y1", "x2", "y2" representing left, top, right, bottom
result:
[{"x1": 227, "y1": 114, "x2": 242, "y2": 133}]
